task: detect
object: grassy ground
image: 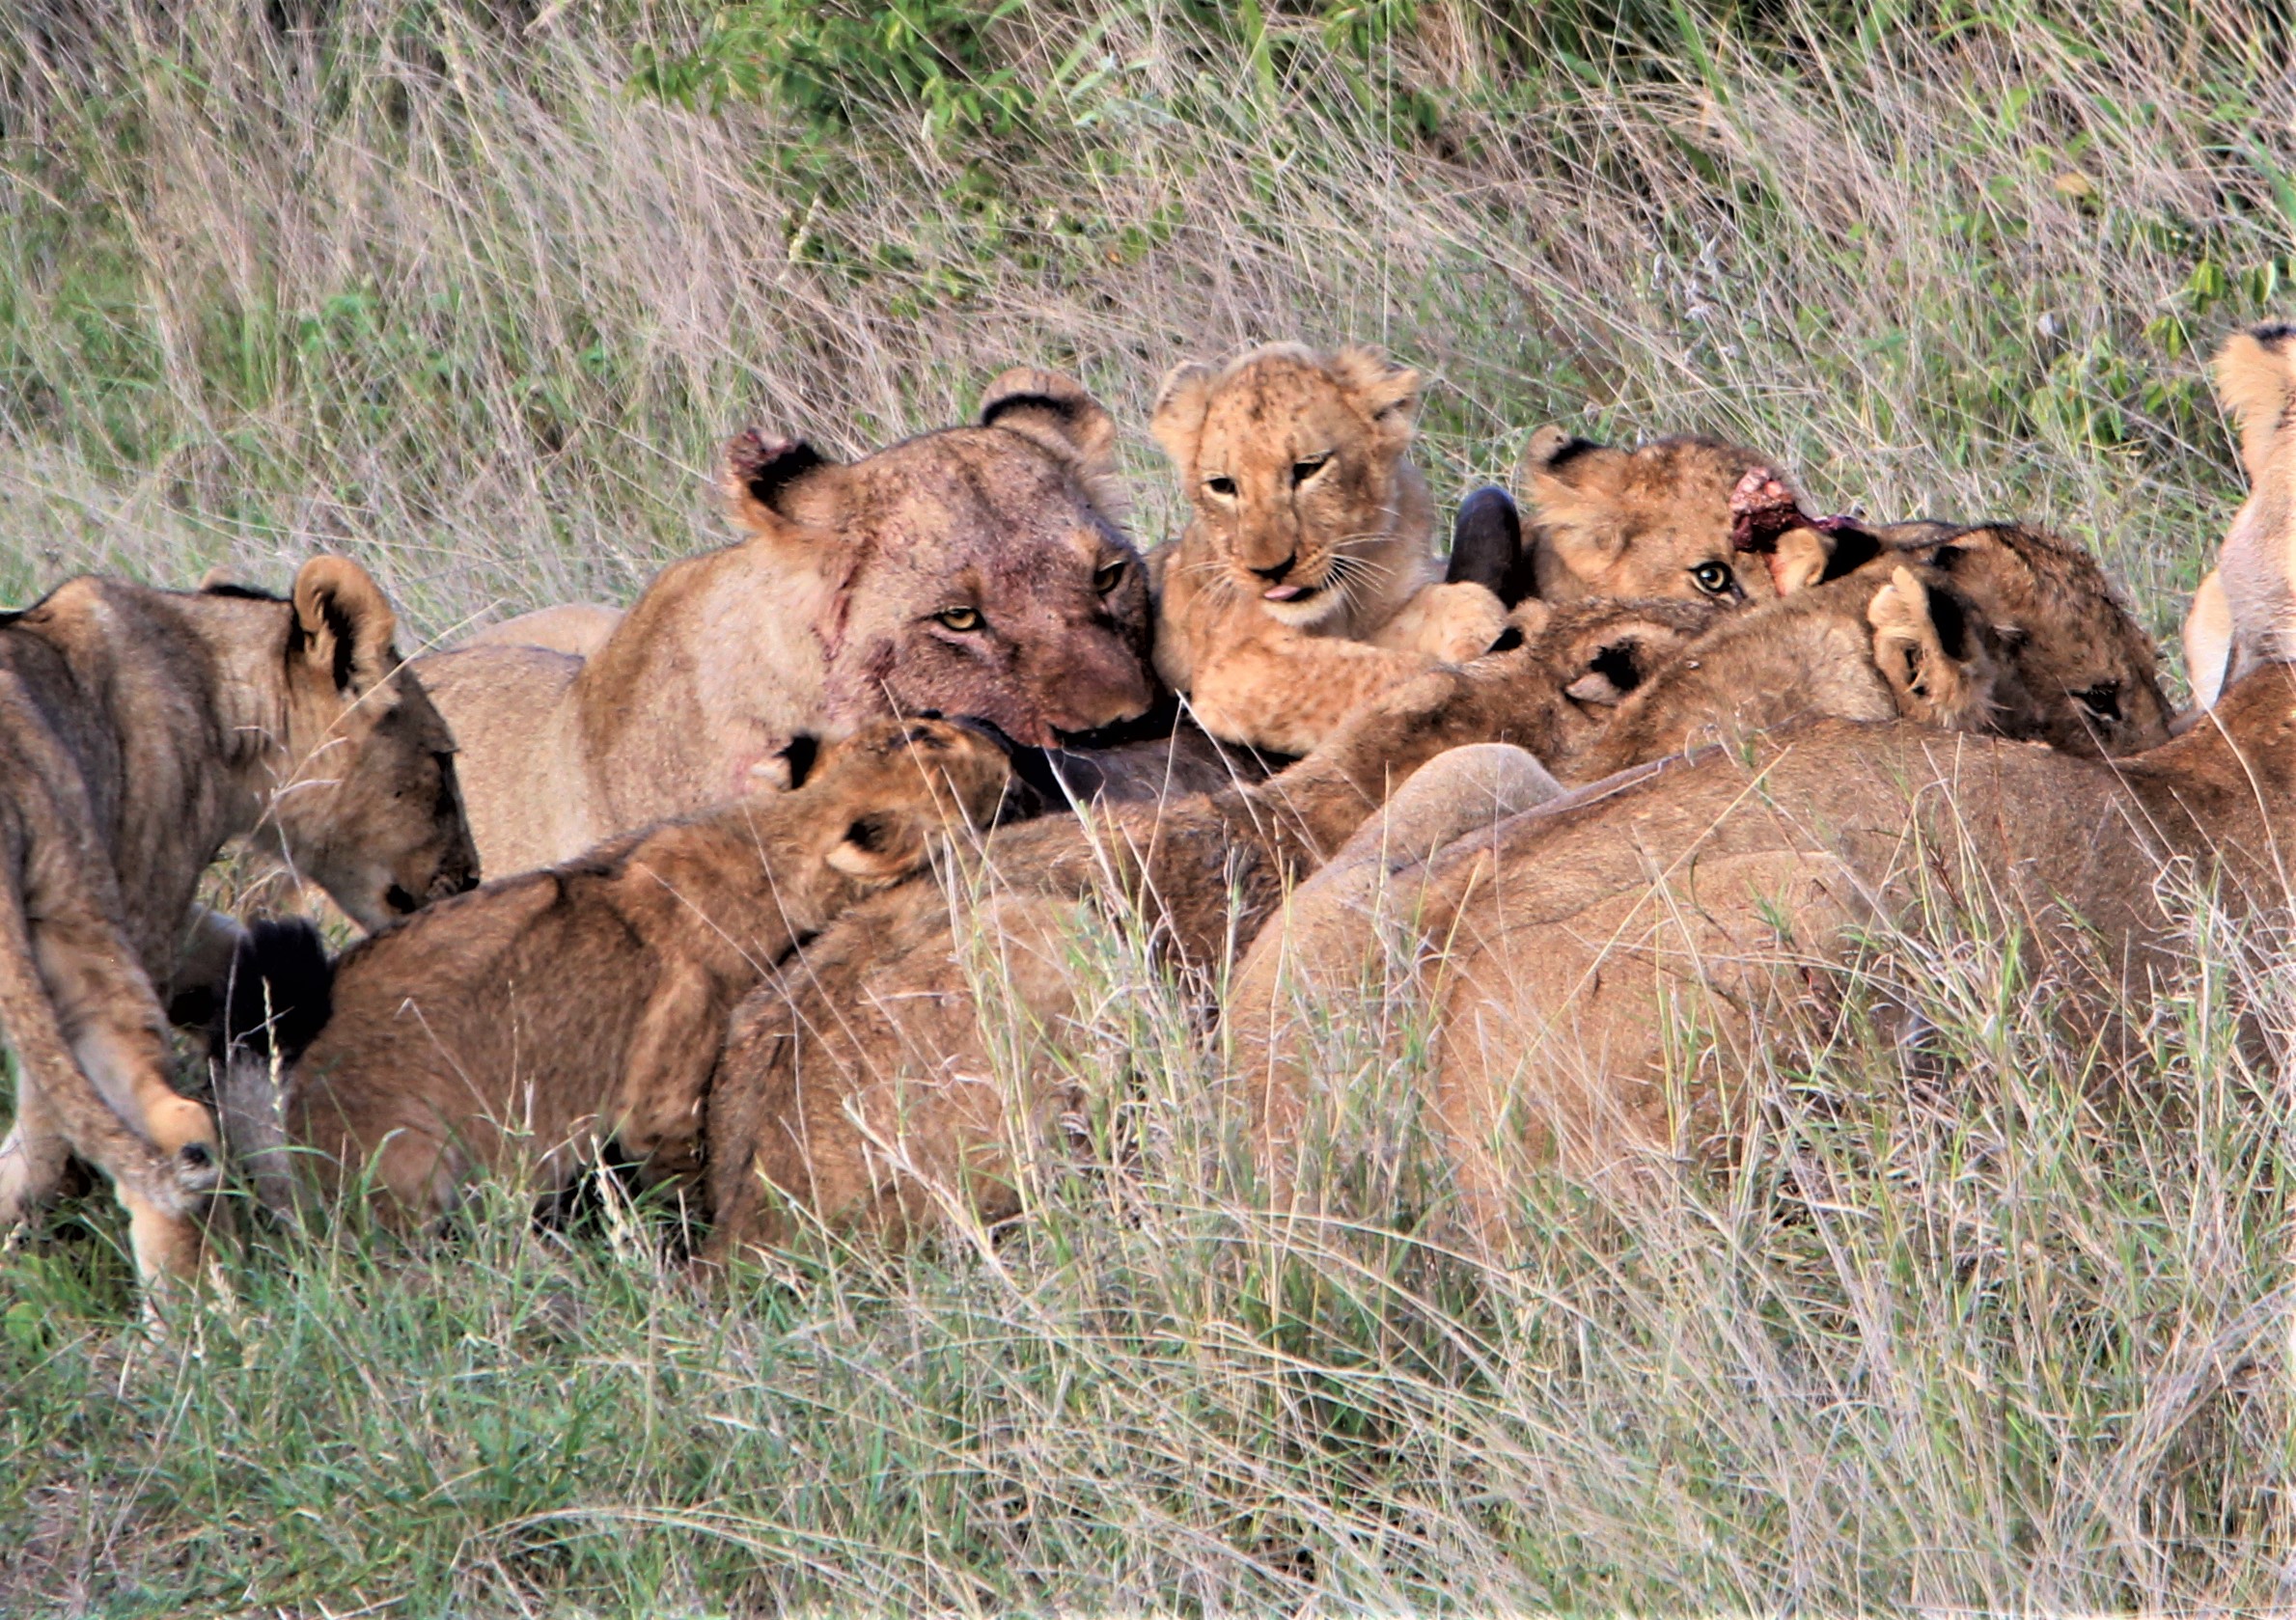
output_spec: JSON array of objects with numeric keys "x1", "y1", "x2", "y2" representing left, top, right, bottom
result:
[{"x1": 7, "y1": 0, "x2": 2296, "y2": 1611}]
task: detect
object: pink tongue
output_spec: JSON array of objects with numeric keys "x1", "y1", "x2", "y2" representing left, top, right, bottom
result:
[{"x1": 1263, "y1": 584, "x2": 1305, "y2": 601}]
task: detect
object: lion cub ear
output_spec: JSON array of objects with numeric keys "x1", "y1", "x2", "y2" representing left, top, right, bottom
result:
[
  {"x1": 1150, "y1": 361, "x2": 1218, "y2": 476},
  {"x1": 290, "y1": 555, "x2": 400, "y2": 699},
  {"x1": 1520, "y1": 425, "x2": 1605, "y2": 483},
  {"x1": 1521, "y1": 427, "x2": 1627, "y2": 573},
  {"x1": 1330, "y1": 345, "x2": 1422, "y2": 453},
  {"x1": 825, "y1": 810, "x2": 930, "y2": 885},
  {"x1": 1562, "y1": 622, "x2": 1679, "y2": 705},
  {"x1": 722, "y1": 428, "x2": 844, "y2": 536},
  {"x1": 981, "y1": 368, "x2": 1119, "y2": 474}
]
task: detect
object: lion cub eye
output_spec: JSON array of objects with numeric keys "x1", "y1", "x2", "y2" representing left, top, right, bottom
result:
[
  {"x1": 1690, "y1": 561, "x2": 1735, "y2": 596},
  {"x1": 935, "y1": 606, "x2": 985, "y2": 632},
  {"x1": 1204, "y1": 475, "x2": 1237, "y2": 498},
  {"x1": 1291, "y1": 453, "x2": 1331, "y2": 484},
  {"x1": 1093, "y1": 559, "x2": 1126, "y2": 594}
]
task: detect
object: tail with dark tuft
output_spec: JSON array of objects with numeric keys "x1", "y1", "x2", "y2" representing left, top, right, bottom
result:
[
  {"x1": 215, "y1": 917, "x2": 333, "y2": 1063},
  {"x1": 209, "y1": 918, "x2": 333, "y2": 1220}
]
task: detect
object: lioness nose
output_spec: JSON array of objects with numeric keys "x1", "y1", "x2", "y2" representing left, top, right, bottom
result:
[{"x1": 1251, "y1": 552, "x2": 1297, "y2": 583}]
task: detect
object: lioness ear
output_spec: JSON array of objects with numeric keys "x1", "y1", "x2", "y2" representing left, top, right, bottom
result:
[
  {"x1": 1330, "y1": 345, "x2": 1421, "y2": 446},
  {"x1": 722, "y1": 428, "x2": 841, "y2": 535},
  {"x1": 290, "y1": 555, "x2": 398, "y2": 698},
  {"x1": 981, "y1": 367, "x2": 1118, "y2": 472},
  {"x1": 825, "y1": 810, "x2": 929, "y2": 885},
  {"x1": 1150, "y1": 361, "x2": 1217, "y2": 474}
]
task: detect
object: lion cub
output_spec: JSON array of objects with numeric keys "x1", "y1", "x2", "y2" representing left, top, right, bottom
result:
[
  {"x1": 1149, "y1": 343, "x2": 1508, "y2": 756},
  {"x1": 218, "y1": 719, "x2": 1011, "y2": 1224},
  {"x1": 1, "y1": 559, "x2": 477, "y2": 1288}
]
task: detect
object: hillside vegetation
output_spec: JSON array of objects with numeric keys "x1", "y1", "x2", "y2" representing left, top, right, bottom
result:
[{"x1": 7, "y1": 2, "x2": 2296, "y2": 1612}]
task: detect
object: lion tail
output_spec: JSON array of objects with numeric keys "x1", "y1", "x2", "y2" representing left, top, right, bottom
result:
[{"x1": 209, "y1": 917, "x2": 333, "y2": 1220}]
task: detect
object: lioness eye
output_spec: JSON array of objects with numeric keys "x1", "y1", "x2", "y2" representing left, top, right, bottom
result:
[
  {"x1": 1691, "y1": 561, "x2": 1733, "y2": 596},
  {"x1": 1292, "y1": 454, "x2": 1330, "y2": 484},
  {"x1": 935, "y1": 606, "x2": 984, "y2": 632},
  {"x1": 1204, "y1": 475, "x2": 1237, "y2": 497},
  {"x1": 1093, "y1": 559, "x2": 1125, "y2": 594}
]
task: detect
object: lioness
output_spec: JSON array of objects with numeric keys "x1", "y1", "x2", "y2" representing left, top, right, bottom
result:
[
  {"x1": 1148, "y1": 343, "x2": 1509, "y2": 757},
  {"x1": 216, "y1": 718, "x2": 1010, "y2": 1224},
  {"x1": 418, "y1": 369, "x2": 1153, "y2": 876},
  {"x1": 1247, "y1": 323, "x2": 2296, "y2": 1234},
  {"x1": 0, "y1": 559, "x2": 478, "y2": 1284}
]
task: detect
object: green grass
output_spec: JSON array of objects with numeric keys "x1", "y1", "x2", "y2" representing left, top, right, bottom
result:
[{"x1": 7, "y1": 0, "x2": 2296, "y2": 1610}]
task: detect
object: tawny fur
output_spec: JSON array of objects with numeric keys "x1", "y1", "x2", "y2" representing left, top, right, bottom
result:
[
  {"x1": 240, "y1": 720, "x2": 1011, "y2": 1225},
  {"x1": 2188, "y1": 324, "x2": 2296, "y2": 705},
  {"x1": 1148, "y1": 343, "x2": 1508, "y2": 756},
  {"x1": 458, "y1": 603, "x2": 623, "y2": 660},
  {"x1": 1516, "y1": 427, "x2": 1794, "y2": 605},
  {"x1": 1565, "y1": 526, "x2": 2170, "y2": 780},
  {"x1": 0, "y1": 561, "x2": 477, "y2": 1285},
  {"x1": 700, "y1": 650, "x2": 1570, "y2": 1259},
  {"x1": 419, "y1": 369, "x2": 1153, "y2": 876},
  {"x1": 2185, "y1": 568, "x2": 2234, "y2": 709},
  {"x1": 1247, "y1": 320, "x2": 2295, "y2": 1238},
  {"x1": 700, "y1": 510, "x2": 2168, "y2": 1254}
]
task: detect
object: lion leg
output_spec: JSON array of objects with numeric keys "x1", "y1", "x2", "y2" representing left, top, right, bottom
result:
[
  {"x1": 1191, "y1": 636, "x2": 1444, "y2": 756},
  {"x1": 2184, "y1": 566, "x2": 2233, "y2": 710},
  {"x1": 1370, "y1": 581, "x2": 1509, "y2": 663},
  {"x1": 33, "y1": 914, "x2": 221, "y2": 1191},
  {"x1": 612, "y1": 960, "x2": 723, "y2": 1180},
  {"x1": 0, "y1": 860, "x2": 214, "y2": 1280},
  {"x1": 0, "y1": 1082, "x2": 71, "y2": 1226}
]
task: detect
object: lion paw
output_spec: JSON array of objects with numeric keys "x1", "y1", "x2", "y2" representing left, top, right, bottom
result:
[
  {"x1": 1867, "y1": 566, "x2": 1995, "y2": 730},
  {"x1": 1388, "y1": 582, "x2": 1509, "y2": 662}
]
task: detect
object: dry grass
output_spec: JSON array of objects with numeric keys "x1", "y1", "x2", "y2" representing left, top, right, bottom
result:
[{"x1": 7, "y1": 1, "x2": 2296, "y2": 1612}]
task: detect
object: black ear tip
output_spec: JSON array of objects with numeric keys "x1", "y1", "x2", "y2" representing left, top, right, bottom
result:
[
  {"x1": 1526, "y1": 429, "x2": 1599, "y2": 472},
  {"x1": 729, "y1": 432, "x2": 825, "y2": 508},
  {"x1": 1485, "y1": 624, "x2": 1527, "y2": 654},
  {"x1": 982, "y1": 389, "x2": 1082, "y2": 429}
]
